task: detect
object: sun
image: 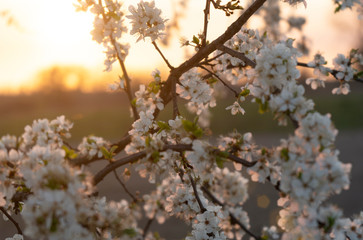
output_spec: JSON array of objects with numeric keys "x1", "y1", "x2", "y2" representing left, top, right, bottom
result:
[{"x1": 29, "y1": 0, "x2": 102, "y2": 66}]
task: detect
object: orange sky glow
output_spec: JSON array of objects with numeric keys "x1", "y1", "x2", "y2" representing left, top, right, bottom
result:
[{"x1": 0, "y1": 0, "x2": 361, "y2": 94}]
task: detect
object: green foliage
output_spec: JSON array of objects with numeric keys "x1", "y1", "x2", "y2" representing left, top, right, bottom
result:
[
  {"x1": 181, "y1": 118, "x2": 203, "y2": 138},
  {"x1": 280, "y1": 148, "x2": 289, "y2": 161},
  {"x1": 62, "y1": 145, "x2": 78, "y2": 159},
  {"x1": 122, "y1": 228, "x2": 137, "y2": 237},
  {"x1": 324, "y1": 216, "x2": 336, "y2": 233},
  {"x1": 100, "y1": 145, "x2": 118, "y2": 160}
]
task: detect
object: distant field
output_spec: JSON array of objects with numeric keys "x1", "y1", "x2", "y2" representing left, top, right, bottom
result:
[{"x1": 0, "y1": 81, "x2": 362, "y2": 143}]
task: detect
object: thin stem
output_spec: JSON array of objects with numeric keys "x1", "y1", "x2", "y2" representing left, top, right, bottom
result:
[
  {"x1": 199, "y1": 52, "x2": 225, "y2": 66},
  {"x1": 152, "y1": 41, "x2": 174, "y2": 70},
  {"x1": 218, "y1": 45, "x2": 256, "y2": 68},
  {"x1": 97, "y1": 0, "x2": 138, "y2": 120},
  {"x1": 198, "y1": 65, "x2": 239, "y2": 97},
  {"x1": 113, "y1": 170, "x2": 138, "y2": 202},
  {"x1": 93, "y1": 144, "x2": 256, "y2": 185},
  {"x1": 297, "y1": 61, "x2": 363, "y2": 83},
  {"x1": 112, "y1": 37, "x2": 139, "y2": 120},
  {"x1": 151, "y1": 41, "x2": 179, "y2": 118},
  {"x1": 171, "y1": 76, "x2": 180, "y2": 118},
  {"x1": 142, "y1": 218, "x2": 154, "y2": 238},
  {"x1": 0, "y1": 207, "x2": 22, "y2": 235},
  {"x1": 201, "y1": 186, "x2": 262, "y2": 240},
  {"x1": 288, "y1": 114, "x2": 299, "y2": 129},
  {"x1": 202, "y1": 0, "x2": 211, "y2": 48},
  {"x1": 94, "y1": 151, "x2": 146, "y2": 185},
  {"x1": 188, "y1": 174, "x2": 207, "y2": 213}
]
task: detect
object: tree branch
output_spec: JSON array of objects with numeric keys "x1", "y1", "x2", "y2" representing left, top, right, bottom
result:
[
  {"x1": 97, "y1": 0, "x2": 138, "y2": 120},
  {"x1": 188, "y1": 173, "x2": 207, "y2": 213},
  {"x1": 142, "y1": 218, "x2": 154, "y2": 238},
  {"x1": 201, "y1": 186, "x2": 262, "y2": 240},
  {"x1": 93, "y1": 143, "x2": 256, "y2": 185},
  {"x1": 110, "y1": 35, "x2": 139, "y2": 121},
  {"x1": 71, "y1": 134, "x2": 131, "y2": 166},
  {"x1": 93, "y1": 151, "x2": 146, "y2": 185},
  {"x1": 202, "y1": 0, "x2": 211, "y2": 48},
  {"x1": 0, "y1": 206, "x2": 22, "y2": 235},
  {"x1": 86, "y1": 0, "x2": 267, "y2": 166},
  {"x1": 198, "y1": 65, "x2": 239, "y2": 97},
  {"x1": 152, "y1": 41, "x2": 174, "y2": 70},
  {"x1": 297, "y1": 62, "x2": 363, "y2": 83},
  {"x1": 218, "y1": 45, "x2": 256, "y2": 68},
  {"x1": 113, "y1": 170, "x2": 138, "y2": 202}
]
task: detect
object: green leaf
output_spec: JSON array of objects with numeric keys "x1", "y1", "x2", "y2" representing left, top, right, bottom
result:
[
  {"x1": 87, "y1": 138, "x2": 96, "y2": 145},
  {"x1": 62, "y1": 145, "x2": 78, "y2": 159},
  {"x1": 148, "y1": 81, "x2": 160, "y2": 94},
  {"x1": 324, "y1": 216, "x2": 335, "y2": 233},
  {"x1": 153, "y1": 232, "x2": 161, "y2": 240},
  {"x1": 145, "y1": 136, "x2": 151, "y2": 147},
  {"x1": 207, "y1": 77, "x2": 218, "y2": 84},
  {"x1": 123, "y1": 228, "x2": 137, "y2": 237},
  {"x1": 182, "y1": 119, "x2": 203, "y2": 138},
  {"x1": 100, "y1": 146, "x2": 111, "y2": 160},
  {"x1": 50, "y1": 215, "x2": 59, "y2": 232},
  {"x1": 261, "y1": 236, "x2": 269, "y2": 240},
  {"x1": 258, "y1": 101, "x2": 269, "y2": 114},
  {"x1": 239, "y1": 88, "x2": 250, "y2": 97},
  {"x1": 107, "y1": 11, "x2": 121, "y2": 21},
  {"x1": 110, "y1": 145, "x2": 118, "y2": 155},
  {"x1": 218, "y1": 150, "x2": 229, "y2": 158},
  {"x1": 194, "y1": 128, "x2": 203, "y2": 138},
  {"x1": 216, "y1": 156, "x2": 224, "y2": 168},
  {"x1": 280, "y1": 148, "x2": 289, "y2": 161},
  {"x1": 261, "y1": 147, "x2": 267, "y2": 155},
  {"x1": 334, "y1": 4, "x2": 342, "y2": 13},
  {"x1": 356, "y1": 71, "x2": 363, "y2": 78},
  {"x1": 157, "y1": 121, "x2": 171, "y2": 131},
  {"x1": 192, "y1": 35, "x2": 200, "y2": 45},
  {"x1": 151, "y1": 151, "x2": 160, "y2": 163}
]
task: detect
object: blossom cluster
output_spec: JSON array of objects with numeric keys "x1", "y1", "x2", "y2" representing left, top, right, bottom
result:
[
  {"x1": 306, "y1": 50, "x2": 363, "y2": 94},
  {"x1": 177, "y1": 68, "x2": 216, "y2": 115},
  {"x1": 127, "y1": 0, "x2": 166, "y2": 42},
  {"x1": 2, "y1": 0, "x2": 363, "y2": 239},
  {"x1": 215, "y1": 28, "x2": 263, "y2": 85},
  {"x1": 75, "y1": 0, "x2": 129, "y2": 71}
]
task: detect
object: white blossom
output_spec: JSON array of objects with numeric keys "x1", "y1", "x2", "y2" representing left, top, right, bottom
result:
[{"x1": 127, "y1": 0, "x2": 166, "y2": 41}]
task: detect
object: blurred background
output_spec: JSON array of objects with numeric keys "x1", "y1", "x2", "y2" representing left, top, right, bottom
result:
[{"x1": 0, "y1": 0, "x2": 362, "y2": 239}]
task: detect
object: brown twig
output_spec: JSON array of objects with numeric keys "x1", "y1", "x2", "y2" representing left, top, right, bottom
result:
[
  {"x1": 71, "y1": 134, "x2": 131, "y2": 166},
  {"x1": 188, "y1": 173, "x2": 207, "y2": 213},
  {"x1": 218, "y1": 45, "x2": 256, "y2": 68},
  {"x1": 97, "y1": 0, "x2": 138, "y2": 120},
  {"x1": 297, "y1": 62, "x2": 363, "y2": 83},
  {"x1": 152, "y1": 41, "x2": 174, "y2": 70},
  {"x1": 199, "y1": 52, "x2": 225, "y2": 66},
  {"x1": 0, "y1": 206, "x2": 22, "y2": 235},
  {"x1": 111, "y1": 37, "x2": 139, "y2": 120},
  {"x1": 113, "y1": 170, "x2": 138, "y2": 202},
  {"x1": 202, "y1": 0, "x2": 211, "y2": 48},
  {"x1": 171, "y1": 76, "x2": 180, "y2": 118},
  {"x1": 93, "y1": 144, "x2": 256, "y2": 185},
  {"x1": 201, "y1": 186, "x2": 262, "y2": 240},
  {"x1": 198, "y1": 65, "x2": 239, "y2": 97},
  {"x1": 142, "y1": 218, "x2": 154, "y2": 238}
]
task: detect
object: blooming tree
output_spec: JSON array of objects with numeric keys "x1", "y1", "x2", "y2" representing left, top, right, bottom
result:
[{"x1": 2, "y1": 0, "x2": 363, "y2": 239}]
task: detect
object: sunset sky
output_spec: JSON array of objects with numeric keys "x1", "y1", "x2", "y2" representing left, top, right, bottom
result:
[{"x1": 0, "y1": 0, "x2": 361, "y2": 94}]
